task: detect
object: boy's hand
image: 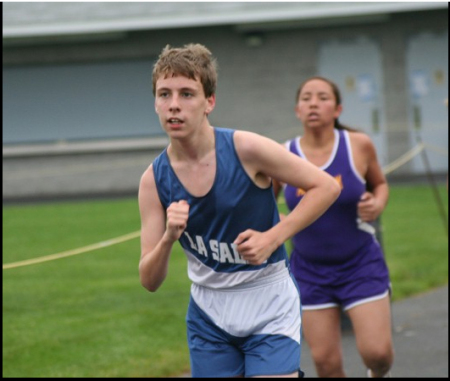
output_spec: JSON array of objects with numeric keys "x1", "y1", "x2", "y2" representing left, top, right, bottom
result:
[{"x1": 165, "y1": 200, "x2": 190, "y2": 242}]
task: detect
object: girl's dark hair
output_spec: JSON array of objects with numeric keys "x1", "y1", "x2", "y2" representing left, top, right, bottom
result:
[{"x1": 296, "y1": 76, "x2": 357, "y2": 132}]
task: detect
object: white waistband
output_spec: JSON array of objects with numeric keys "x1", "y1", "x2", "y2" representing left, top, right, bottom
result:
[{"x1": 192, "y1": 266, "x2": 290, "y2": 293}]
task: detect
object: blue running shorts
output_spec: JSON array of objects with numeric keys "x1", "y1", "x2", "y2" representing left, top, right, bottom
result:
[{"x1": 186, "y1": 269, "x2": 302, "y2": 377}]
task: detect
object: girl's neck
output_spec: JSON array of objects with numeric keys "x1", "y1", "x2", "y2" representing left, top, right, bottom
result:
[{"x1": 302, "y1": 126, "x2": 336, "y2": 148}]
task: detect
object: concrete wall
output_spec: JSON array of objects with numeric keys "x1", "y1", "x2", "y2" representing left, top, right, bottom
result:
[
  {"x1": 3, "y1": 9, "x2": 447, "y2": 201},
  {"x1": 3, "y1": 139, "x2": 167, "y2": 202}
]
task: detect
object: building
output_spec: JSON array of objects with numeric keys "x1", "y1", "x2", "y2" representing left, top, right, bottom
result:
[{"x1": 3, "y1": 2, "x2": 448, "y2": 201}]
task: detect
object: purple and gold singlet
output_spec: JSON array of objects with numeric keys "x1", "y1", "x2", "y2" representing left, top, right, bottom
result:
[{"x1": 283, "y1": 129, "x2": 390, "y2": 309}]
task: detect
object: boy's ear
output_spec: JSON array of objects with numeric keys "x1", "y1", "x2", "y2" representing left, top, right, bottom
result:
[{"x1": 206, "y1": 94, "x2": 216, "y2": 114}]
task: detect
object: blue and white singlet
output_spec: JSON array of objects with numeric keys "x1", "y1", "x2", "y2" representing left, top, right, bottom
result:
[
  {"x1": 153, "y1": 128, "x2": 301, "y2": 365},
  {"x1": 152, "y1": 127, "x2": 290, "y2": 290}
]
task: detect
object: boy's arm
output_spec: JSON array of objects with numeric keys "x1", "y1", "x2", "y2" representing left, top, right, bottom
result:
[
  {"x1": 233, "y1": 131, "x2": 341, "y2": 265},
  {"x1": 138, "y1": 165, "x2": 189, "y2": 292}
]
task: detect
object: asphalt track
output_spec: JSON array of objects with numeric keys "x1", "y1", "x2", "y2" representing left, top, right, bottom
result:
[
  {"x1": 300, "y1": 284, "x2": 448, "y2": 378},
  {"x1": 179, "y1": 284, "x2": 448, "y2": 378}
]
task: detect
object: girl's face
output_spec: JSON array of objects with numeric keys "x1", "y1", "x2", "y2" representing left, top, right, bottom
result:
[{"x1": 295, "y1": 79, "x2": 342, "y2": 130}]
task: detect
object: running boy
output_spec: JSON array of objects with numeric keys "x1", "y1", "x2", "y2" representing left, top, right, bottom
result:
[{"x1": 138, "y1": 44, "x2": 340, "y2": 378}]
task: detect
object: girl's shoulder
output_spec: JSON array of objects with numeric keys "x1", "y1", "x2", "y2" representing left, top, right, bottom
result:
[
  {"x1": 347, "y1": 130, "x2": 374, "y2": 149},
  {"x1": 347, "y1": 130, "x2": 378, "y2": 164}
]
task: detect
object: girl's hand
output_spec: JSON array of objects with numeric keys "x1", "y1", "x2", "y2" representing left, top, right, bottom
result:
[{"x1": 357, "y1": 192, "x2": 381, "y2": 222}]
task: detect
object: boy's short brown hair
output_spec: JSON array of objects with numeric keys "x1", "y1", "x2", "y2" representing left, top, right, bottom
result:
[{"x1": 152, "y1": 43, "x2": 218, "y2": 98}]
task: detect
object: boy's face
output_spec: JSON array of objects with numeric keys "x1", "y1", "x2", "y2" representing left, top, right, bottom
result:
[{"x1": 154, "y1": 74, "x2": 215, "y2": 137}]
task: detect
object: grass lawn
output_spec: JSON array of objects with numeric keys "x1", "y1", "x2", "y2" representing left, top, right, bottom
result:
[
  {"x1": 381, "y1": 185, "x2": 448, "y2": 299},
  {"x1": 2, "y1": 184, "x2": 448, "y2": 377}
]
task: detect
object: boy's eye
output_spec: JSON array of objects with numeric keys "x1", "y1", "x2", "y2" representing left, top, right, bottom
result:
[{"x1": 182, "y1": 92, "x2": 193, "y2": 97}]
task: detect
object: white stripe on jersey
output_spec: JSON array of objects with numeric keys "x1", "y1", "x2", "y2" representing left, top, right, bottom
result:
[
  {"x1": 185, "y1": 250, "x2": 287, "y2": 289},
  {"x1": 191, "y1": 265, "x2": 301, "y2": 342}
]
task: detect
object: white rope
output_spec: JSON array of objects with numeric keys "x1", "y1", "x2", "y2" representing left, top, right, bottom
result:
[
  {"x1": 2, "y1": 230, "x2": 141, "y2": 270},
  {"x1": 382, "y1": 143, "x2": 425, "y2": 175},
  {"x1": 1, "y1": 141, "x2": 442, "y2": 270}
]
